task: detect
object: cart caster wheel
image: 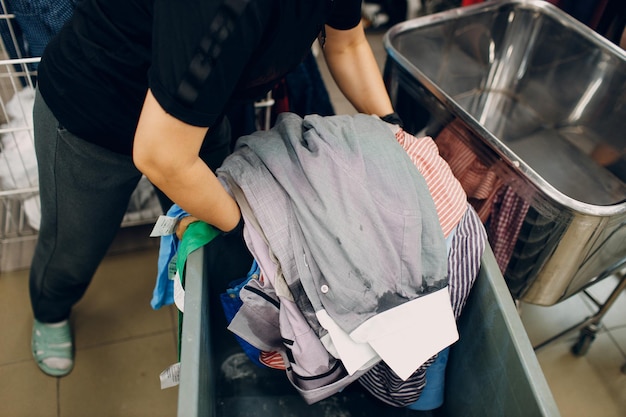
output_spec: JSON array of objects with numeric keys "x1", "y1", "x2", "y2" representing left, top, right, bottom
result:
[{"x1": 571, "y1": 331, "x2": 595, "y2": 356}]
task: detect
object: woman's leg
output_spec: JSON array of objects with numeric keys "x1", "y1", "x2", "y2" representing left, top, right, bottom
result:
[{"x1": 29, "y1": 89, "x2": 142, "y2": 323}]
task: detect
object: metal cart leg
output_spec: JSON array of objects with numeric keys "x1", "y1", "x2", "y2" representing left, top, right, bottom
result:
[
  {"x1": 571, "y1": 269, "x2": 626, "y2": 356},
  {"x1": 533, "y1": 266, "x2": 626, "y2": 356}
]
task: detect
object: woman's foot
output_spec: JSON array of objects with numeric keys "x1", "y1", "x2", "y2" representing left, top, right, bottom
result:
[{"x1": 32, "y1": 319, "x2": 74, "y2": 377}]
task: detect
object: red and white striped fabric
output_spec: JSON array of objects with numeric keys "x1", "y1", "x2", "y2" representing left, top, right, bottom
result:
[
  {"x1": 259, "y1": 350, "x2": 286, "y2": 370},
  {"x1": 394, "y1": 129, "x2": 468, "y2": 238}
]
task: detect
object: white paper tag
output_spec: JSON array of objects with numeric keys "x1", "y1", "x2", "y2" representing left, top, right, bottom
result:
[
  {"x1": 150, "y1": 215, "x2": 179, "y2": 237},
  {"x1": 160, "y1": 362, "x2": 181, "y2": 389},
  {"x1": 173, "y1": 270, "x2": 185, "y2": 312}
]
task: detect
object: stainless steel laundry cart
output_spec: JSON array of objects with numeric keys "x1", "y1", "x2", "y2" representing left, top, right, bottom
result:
[
  {"x1": 384, "y1": 0, "x2": 626, "y2": 306},
  {"x1": 383, "y1": 0, "x2": 626, "y2": 354}
]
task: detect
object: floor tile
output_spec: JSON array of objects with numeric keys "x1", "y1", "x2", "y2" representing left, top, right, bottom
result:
[
  {"x1": 72, "y1": 247, "x2": 175, "y2": 349},
  {"x1": 536, "y1": 335, "x2": 626, "y2": 417},
  {"x1": 170, "y1": 305, "x2": 181, "y2": 347},
  {"x1": 582, "y1": 329, "x2": 626, "y2": 411},
  {"x1": 610, "y1": 325, "x2": 626, "y2": 355},
  {"x1": 581, "y1": 329, "x2": 626, "y2": 370},
  {"x1": 519, "y1": 274, "x2": 626, "y2": 417},
  {"x1": 519, "y1": 293, "x2": 595, "y2": 349},
  {"x1": 0, "y1": 267, "x2": 34, "y2": 364},
  {"x1": 107, "y1": 224, "x2": 161, "y2": 257},
  {"x1": 59, "y1": 333, "x2": 178, "y2": 417},
  {"x1": 0, "y1": 361, "x2": 58, "y2": 417}
]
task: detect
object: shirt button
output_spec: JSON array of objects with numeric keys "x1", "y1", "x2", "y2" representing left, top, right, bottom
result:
[{"x1": 320, "y1": 284, "x2": 329, "y2": 294}]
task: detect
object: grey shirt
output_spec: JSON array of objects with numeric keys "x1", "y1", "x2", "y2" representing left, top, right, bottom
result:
[{"x1": 218, "y1": 112, "x2": 447, "y2": 333}]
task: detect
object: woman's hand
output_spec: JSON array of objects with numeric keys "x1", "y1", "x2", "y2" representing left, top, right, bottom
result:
[{"x1": 176, "y1": 215, "x2": 200, "y2": 240}]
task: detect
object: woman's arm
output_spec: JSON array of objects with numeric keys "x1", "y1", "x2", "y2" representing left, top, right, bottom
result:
[
  {"x1": 322, "y1": 22, "x2": 394, "y2": 117},
  {"x1": 133, "y1": 89, "x2": 241, "y2": 233}
]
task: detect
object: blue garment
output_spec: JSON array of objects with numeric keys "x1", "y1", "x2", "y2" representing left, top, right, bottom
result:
[
  {"x1": 8, "y1": 0, "x2": 77, "y2": 60},
  {"x1": 406, "y1": 347, "x2": 450, "y2": 410},
  {"x1": 219, "y1": 260, "x2": 264, "y2": 367},
  {"x1": 0, "y1": 0, "x2": 76, "y2": 87},
  {"x1": 151, "y1": 204, "x2": 189, "y2": 310}
]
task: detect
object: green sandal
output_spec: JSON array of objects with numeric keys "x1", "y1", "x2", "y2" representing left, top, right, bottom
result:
[{"x1": 32, "y1": 319, "x2": 74, "y2": 377}]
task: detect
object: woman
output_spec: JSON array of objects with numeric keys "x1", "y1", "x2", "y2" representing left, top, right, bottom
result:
[{"x1": 29, "y1": 0, "x2": 397, "y2": 377}]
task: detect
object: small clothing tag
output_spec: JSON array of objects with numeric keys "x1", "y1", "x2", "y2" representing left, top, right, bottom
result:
[
  {"x1": 150, "y1": 215, "x2": 179, "y2": 237},
  {"x1": 160, "y1": 362, "x2": 181, "y2": 389},
  {"x1": 173, "y1": 270, "x2": 185, "y2": 312},
  {"x1": 168, "y1": 254, "x2": 178, "y2": 280}
]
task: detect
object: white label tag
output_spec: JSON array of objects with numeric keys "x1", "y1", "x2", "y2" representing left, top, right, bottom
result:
[
  {"x1": 173, "y1": 270, "x2": 185, "y2": 312},
  {"x1": 150, "y1": 215, "x2": 179, "y2": 237},
  {"x1": 160, "y1": 362, "x2": 181, "y2": 389}
]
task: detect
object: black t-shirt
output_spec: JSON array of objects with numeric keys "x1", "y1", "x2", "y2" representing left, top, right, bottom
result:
[{"x1": 37, "y1": 0, "x2": 362, "y2": 155}]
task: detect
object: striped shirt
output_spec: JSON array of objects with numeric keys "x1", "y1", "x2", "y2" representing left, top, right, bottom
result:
[{"x1": 395, "y1": 129, "x2": 468, "y2": 237}]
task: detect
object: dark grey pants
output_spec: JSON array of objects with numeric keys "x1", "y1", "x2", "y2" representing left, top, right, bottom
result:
[{"x1": 29, "y1": 88, "x2": 231, "y2": 322}]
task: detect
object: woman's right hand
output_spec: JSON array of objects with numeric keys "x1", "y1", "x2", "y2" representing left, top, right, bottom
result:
[{"x1": 176, "y1": 216, "x2": 200, "y2": 240}]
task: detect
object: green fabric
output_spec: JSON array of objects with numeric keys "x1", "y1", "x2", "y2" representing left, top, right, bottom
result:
[
  {"x1": 176, "y1": 221, "x2": 221, "y2": 279},
  {"x1": 176, "y1": 221, "x2": 221, "y2": 358}
]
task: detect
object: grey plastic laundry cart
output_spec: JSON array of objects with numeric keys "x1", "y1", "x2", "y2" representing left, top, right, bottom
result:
[{"x1": 176, "y1": 241, "x2": 560, "y2": 417}]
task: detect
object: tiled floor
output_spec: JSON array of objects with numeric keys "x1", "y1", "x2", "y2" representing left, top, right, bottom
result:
[
  {"x1": 519, "y1": 276, "x2": 626, "y2": 417},
  {"x1": 1, "y1": 26, "x2": 625, "y2": 417},
  {"x1": 0, "y1": 226, "x2": 179, "y2": 417}
]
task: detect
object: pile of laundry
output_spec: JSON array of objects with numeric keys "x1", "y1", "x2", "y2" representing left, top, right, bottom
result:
[{"x1": 211, "y1": 113, "x2": 487, "y2": 408}]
